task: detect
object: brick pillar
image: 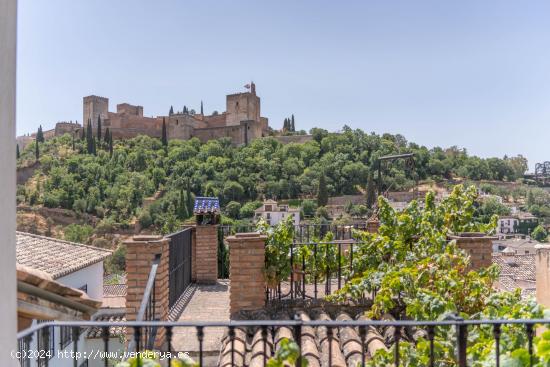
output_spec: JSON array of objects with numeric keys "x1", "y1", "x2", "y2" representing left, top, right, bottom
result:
[
  {"x1": 536, "y1": 245, "x2": 550, "y2": 308},
  {"x1": 125, "y1": 235, "x2": 170, "y2": 348},
  {"x1": 195, "y1": 224, "x2": 218, "y2": 283},
  {"x1": 449, "y1": 233, "x2": 496, "y2": 270},
  {"x1": 226, "y1": 232, "x2": 267, "y2": 318},
  {"x1": 366, "y1": 217, "x2": 380, "y2": 233}
]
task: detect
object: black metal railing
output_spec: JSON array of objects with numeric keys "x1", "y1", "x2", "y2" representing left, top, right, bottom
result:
[
  {"x1": 16, "y1": 318, "x2": 547, "y2": 367},
  {"x1": 219, "y1": 223, "x2": 368, "y2": 242},
  {"x1": 167, "y1": 228, "x2": 193, "y2": 307},
  {"x1": 266, "y1": 240, "x2": 367, "y2": 302},
  {"x1": 128, "y1": 254, "x2": 160, "y2": 353}
]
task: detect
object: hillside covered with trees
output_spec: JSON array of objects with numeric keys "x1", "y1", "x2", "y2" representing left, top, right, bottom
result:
[{"x1": 17, "y1": 126, "x2": 531, "y2": 235}]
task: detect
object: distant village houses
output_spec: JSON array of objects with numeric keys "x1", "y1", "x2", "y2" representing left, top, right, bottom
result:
[{"x1": 254, "y1": 200, "x2": 300, "y2": 226}]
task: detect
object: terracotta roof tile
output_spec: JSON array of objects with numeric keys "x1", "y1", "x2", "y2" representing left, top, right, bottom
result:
[
  {"x1": 219, "y1": 310, "x2": 393, "y2": 367},
  {"x1": 16, "y1": 232, "x2": 112, "y2": 279},
  {"x1": 492, "y1": 253, "x2": 536, "y2": 299}
]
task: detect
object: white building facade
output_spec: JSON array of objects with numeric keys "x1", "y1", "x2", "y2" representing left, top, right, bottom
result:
[{"x1": 255, "y1": 200, "x2": 300, "y2": 226}]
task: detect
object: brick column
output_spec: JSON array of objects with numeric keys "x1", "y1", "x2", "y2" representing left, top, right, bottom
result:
[
  {"x1": 125, "y1": 235, "x2": 170, "y2": 348},
  {"x1": 226, "y1": 232, "x2": 267, "y2": 318},
  {"x1": 449, "y1": 233, "x2": 496, "y2": 270},
  {"x1": 366, "y1": 217, "x2": 380, "y2": 233},
  {"x1": 195, "y1": 224, "x2": 218, "y2": 283}
]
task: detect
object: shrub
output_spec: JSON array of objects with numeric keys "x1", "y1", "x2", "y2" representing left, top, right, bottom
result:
[
  {"x1": 239, "y1": 201, "x2": 263, "y2": 218},
  {"x1": 64, "y1": 224, "x2": 94, "y2": 244},
  {"x1": 224, "y1": 201, "x2": 241, "y2": 219},
  {"x1": 138, "y1": 210, "x2": 153, "y2": 228}
]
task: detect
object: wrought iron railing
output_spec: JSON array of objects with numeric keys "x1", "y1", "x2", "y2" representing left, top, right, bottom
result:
[
  {"x1": 16, "y1": 318, "x2": 546, "y2": 367},
  {"x1": 219, "y1": 223, "x2": 368, "y2": 242},
  {"x1": 167, "y1": 228, "x2": 193, "y2": 307},
  {"x1": 128, "y1": 254, "x2": 160, "y2": 352},
  {"x1": 266, "y1": 240, "x2": 367, "y2": 302}
]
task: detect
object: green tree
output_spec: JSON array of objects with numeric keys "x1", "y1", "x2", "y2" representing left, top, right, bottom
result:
[
  {"x1": 533, "y1": 225, "x2": 548, "y2": 242},
  {"x1": 34, "y1": 139, "x2": 39, "y2": 161},
  {"x1": 224, "y1": 201, "x2": 241, "y2": 219},
  {"x1": 200, "y1": 100, "x2": 204, "y2": 115},
  {"x1": 16, "y1": 144, "x2": 20, "y2": 159},
  {"x1": 86, "y1": 119, "x2": 94, "y2": 154},
  {"x1": 161, "y1": 117, "x2": 168, "y2": 147},
  {"x1": 366, "y1": 170, "x2": 376, "y2": 208},
  {"x1": 108, "y1": 130, "x2": 114, "y2": 156},
  {"x1": 317, "y1": 173, "x2": 329, "y2": 206},
  {"x1": 177, "y1": 189, "x2": 189, "y2": 219},
  {"x1": 36, "y1": 125, "x2": 44, "y2": 143},
  {"x1": 186, "y1": 181, "x2": 194, "y2": 215},
  {"x1": 64, "y1": 224, "x2": 94, "y2": 244},
  {"x1": 301, "y1": 199, "x2": 317, "y2": 217},
  {"x1": 239, "y1": 201, "x2": 262, "y2": 218},
  {"x1": 97, "y1": 115, "x2": 102, "y2": 141},
  {"x1": 169, "y1": 105, "x2": 174, "y2": 115},
  {"x1": 290, "y1": 114, "x2": 295, "y2": 132}
]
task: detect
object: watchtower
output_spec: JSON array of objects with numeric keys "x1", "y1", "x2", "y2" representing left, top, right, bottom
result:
[{"x1": 83, "y1": 95, "x2": 109, "y2": 129}]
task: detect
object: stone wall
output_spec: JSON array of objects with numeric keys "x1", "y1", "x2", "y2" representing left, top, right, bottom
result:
[{"x1": 272, "y1": 135, "x2": 314, "y2": 145}]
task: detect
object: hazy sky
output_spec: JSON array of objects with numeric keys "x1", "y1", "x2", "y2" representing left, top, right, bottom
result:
[{"x1": 17, "y1": 1, "x2": 550, "y2": 170}]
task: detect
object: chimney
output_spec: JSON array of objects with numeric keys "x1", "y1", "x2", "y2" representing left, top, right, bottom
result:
[{"x1": 536, "y1": 245, "x2": 550, "y2": 308}]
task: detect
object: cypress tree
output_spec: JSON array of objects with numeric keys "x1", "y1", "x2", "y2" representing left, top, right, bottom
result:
[
  {"x1": 97, "y1": 115, "x2": 102, "y2": 141},
  {"x1": 80, "y1": 125, "x2": 85, "y2": 140},
  {"x1": 72, "y1": 133, "x2": 75, "y2": 151},
  {"x1": 35, "y1": 139, "x2": 39, "y2": 162},
  {"x1": 186, "y1": 180, "x2": 194, "y2": 215},
  {"x1": 92, "y1": 135, "x2": 97, "y2": 155},
  {"x1": 178, "y1": 189, "x2": 188, "y2": 219},
  {"x1": 291, "y1": 114, "x2": 295, "y2": 132},
  {"x1": 169, "y1": 105, "x2": 174, "y2": 116},
  {"x1": 109, "y1": 133, "x2": 114, "y2": 157},
  {"x1": 200, "y1": 100, "x2": 204, "y2": 115},
  {"x1": 16, "y1": 144, "x2": 20, "y2": 159},
  {"x1": 37, "y1": 125, "x2": 44, "y2": 143},
  {"x1": 104, "y1": 128, "x2": 111, "y2": 147},
  {"x1": 366, "y1": 171, "x2": 376, "y2": 209},
  {"x1": 86, "y1": 119, "x2": 94, "y2": 154},
  {"x1": 317, "y1": 173, "x2": 329, "y2": 206},
  {"x1": 161, "y1": 117, "x2": 168, "y2": 147},
  {"x1": 283, "y1": 118, "x2": 288, "y2": 131}
]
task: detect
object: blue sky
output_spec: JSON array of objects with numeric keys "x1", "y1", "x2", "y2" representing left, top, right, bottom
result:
[{"x1": 17, "y1": 1, "x2": 550, "y2": 170}]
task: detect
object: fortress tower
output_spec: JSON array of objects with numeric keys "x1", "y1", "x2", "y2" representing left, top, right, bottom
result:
[
  {"x1": 225, "y1": 82, "x2": 261, "y2": 126},
  {"x1": 83, "y1": 95, "x2": 109, "y2": 128}
]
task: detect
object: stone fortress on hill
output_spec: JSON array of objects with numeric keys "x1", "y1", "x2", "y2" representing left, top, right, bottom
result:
[{"x1": 17, "y1": 83, "x2": 278, "y2": 149}]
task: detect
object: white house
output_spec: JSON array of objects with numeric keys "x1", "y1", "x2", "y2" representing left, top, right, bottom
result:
[
  {"x1": 16, "y1": 232, "x2": 122, "y2": 367},
  {"x1": 254, "y1": 200, "x2": 300, "y2": 226},
  {"x1": 497, "y1": 216, "x2": 519, "y2": 235}
]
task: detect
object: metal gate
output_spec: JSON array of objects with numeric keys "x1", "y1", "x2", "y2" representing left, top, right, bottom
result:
[{"x1": 167, "y1": 228, "x2": 193, "y2": 308}]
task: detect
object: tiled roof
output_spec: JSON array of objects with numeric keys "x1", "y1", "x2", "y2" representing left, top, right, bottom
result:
[
  {"x1": 103, "y1": 284, "x2": 127, "y2": 297},
  {"x1": 218, "y1": 310, "x2": 409, "y2": 367},
  {"x1": 16, "y1": 232, "x2": 112, "y2": 279},
  {"x1": 87, "y1": 313, "x2": 126, "y2": 338},
  {"x1": 492, "y1": 253, "x2": 536, "y2": 299},
  {"x1": 17, "y1": 264, "x2": 101, "y2": 319},
  {"x1": 194, "y1": 197, "x2": 220, "y2": 214}
]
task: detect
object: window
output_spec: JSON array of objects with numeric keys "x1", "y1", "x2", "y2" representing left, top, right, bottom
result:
[{"x1": 60, "y1": 326, "x2": 72, "y2": 349}]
